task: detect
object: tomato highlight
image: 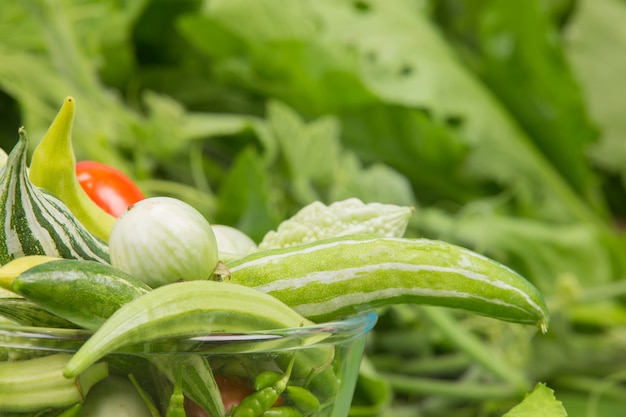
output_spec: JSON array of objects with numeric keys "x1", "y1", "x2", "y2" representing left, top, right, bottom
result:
[{"x1": 76, "y1": 160, "x2": 145, "y2": 217}]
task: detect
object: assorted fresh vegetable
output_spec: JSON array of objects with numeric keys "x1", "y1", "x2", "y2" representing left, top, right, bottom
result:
[
  {"x1": 0, "y1": 98, "x2": 550, "y2": 416},
  {"x1": 6, "y1": 0, "x2": 623, "y2": 415}
]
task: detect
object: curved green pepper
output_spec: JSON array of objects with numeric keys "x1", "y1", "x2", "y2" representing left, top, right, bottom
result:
[{"x1": 29, "y1": 96, "x2": 116, "y2": 242}]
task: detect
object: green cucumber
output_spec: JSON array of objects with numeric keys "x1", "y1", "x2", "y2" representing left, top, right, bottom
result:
[
  {"x1": 11, "y1": 259, "x2": 151, "y2": 330},
  {"x1": 226, "y1": 235, "x2": 549, "y2": 331},
  {"x1": 0, "y1": 129, "x2": 110, "y2": 265}
]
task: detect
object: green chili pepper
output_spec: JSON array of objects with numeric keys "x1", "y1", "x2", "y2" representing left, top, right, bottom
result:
[
  {"x1": 254, "y1": 371, "x2": 284, "y2": 391},
  {"x1": 28, "y1": 96, "x2": 116, "y2": 242},
  {"x1": 284, "y1": 386, "x2": 320, "y2": 416},
  {"x1": 231, "y1": 357, "x2": 295, "y2": 417}
]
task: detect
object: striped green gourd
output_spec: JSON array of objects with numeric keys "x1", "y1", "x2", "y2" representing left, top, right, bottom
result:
[
  {"x1": 0, "y1": 128, "x2": 109, "y2": 265},
  {"x1": 227, "y1": 234, "x2": 549, "y2": 332}
]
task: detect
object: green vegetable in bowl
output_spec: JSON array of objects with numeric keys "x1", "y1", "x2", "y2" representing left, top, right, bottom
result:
[
  {"x1": 28, "y1": 97, "x2": 117, "y2": 242},
  {"x1": 0, "y1": 353, "x2": 108, "y2": 413},
  {"x1": 0, "y1": 129, "x2": 110, "y2": 266},
  {"x1": 63, "y1": 280, "x2": 318, "y2": 378},
  {"x1": 229, "y1": 234, "x2": 549, "y2": 330},
  {"x1": 212, "y1": 224, "x2": 258, "y2": 262},
  {"x1": 108, "y1": 196, "x2": 219, "y2": 288},
  {"x1": 80, "y1": 375, "x2": 154, "y2": 417},
  {"x1": 8, "y1": 259, "x2": 150, "y2": 330},
  {"x1": 258, "y1": 198, "x2": 414, "y2": 250},
  {"x1": 0, "y1": 148, "x2": 7, "y2": 171}
]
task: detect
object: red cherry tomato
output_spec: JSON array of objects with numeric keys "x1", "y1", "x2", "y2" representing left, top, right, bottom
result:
[
  {"x1": 184, "y1": 375, "x2": 254, "y2": 417},
  {"x1": 76, "y1": 160, "x2": 145, "y2": 217}
]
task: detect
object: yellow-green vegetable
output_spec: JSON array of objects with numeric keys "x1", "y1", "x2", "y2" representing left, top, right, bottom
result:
[
  {"x1": 0, "y1": 255, "x2": 61, "y2": 290},
  {"x1": 28, "y1": 97, "x2": 116, "y2": 242}
]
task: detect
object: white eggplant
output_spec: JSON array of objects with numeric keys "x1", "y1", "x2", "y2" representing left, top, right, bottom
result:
[
  {"x1": 79, "y1": 375, "x2": 153, "y2": 417},
  {"x1": 109, "y1": 197, "x2": 219, "y2": 288},
  {"x1": 211, "y1": 224, "x2": 257, "y2": 262}
]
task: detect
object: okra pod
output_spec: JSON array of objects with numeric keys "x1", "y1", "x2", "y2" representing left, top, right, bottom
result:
[{"x1": 63, "y1": 280, "x2": 319, "y2": 378}]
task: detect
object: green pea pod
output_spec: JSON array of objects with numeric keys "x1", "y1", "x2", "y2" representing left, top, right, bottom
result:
[
  {"x1": 28, "y1": 97, "x2": 116, "y2": 242},
  {"x1": 63, "y1": 281, "x2": 319, "y2": 378},
  {"x1": 227, "y1": 235, "x2": 549, "y2": 331}
]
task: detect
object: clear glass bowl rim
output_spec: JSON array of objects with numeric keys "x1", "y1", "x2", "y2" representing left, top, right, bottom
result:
[{"x1": 0, "y1": 311, "x2": 378, "y2": 354}]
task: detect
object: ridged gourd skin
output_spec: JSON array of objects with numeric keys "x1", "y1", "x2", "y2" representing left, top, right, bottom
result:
[
  {"x1": 108, "y1": 196, "x2": 220, "y2": 288},
  {"x1": 0, "y1": 129, "x2": 109, "y2": 266},
  {"x1": 258, "y1": 198, "x2": 414, "y2": 250},
  {"x1": 227, "y1": 234, "x2": 550, "y2": 332}
]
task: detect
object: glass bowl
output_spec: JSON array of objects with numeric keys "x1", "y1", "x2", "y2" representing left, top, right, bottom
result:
[{"x1": 0, "y1": 311, "x2": 377, "y2": 417}]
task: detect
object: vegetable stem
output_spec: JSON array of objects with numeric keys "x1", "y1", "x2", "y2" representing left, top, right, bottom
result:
[
  {"x1": 369, "y1": 353, "x2": 471, "y2": 376},
  {"x1": 381, "y1": 373, "x2": 520, "y2": 400},
  {"x1": 418, "y1": 307, "x2": 530, "y2": 392}
]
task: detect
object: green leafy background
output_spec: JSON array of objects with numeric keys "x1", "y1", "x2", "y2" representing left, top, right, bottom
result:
[{"x1": 2, "y1": 0, "x2": 626, "y2": 415}]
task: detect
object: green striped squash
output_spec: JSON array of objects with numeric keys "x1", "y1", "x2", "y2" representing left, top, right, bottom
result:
[
  {"x1": 0, "y1": 128, "x2": 109, "y2": 266},
  {"x1": 227, "y1": 234, "x2": 549, "y2": 332}
]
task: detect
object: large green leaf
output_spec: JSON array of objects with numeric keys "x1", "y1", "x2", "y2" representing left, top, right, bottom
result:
[
  {"x1": 566, "y1": 0, "x2": 626, "y2": 182},
  {"x1": 503, "y1": 383, "x2": 567, "y2": 417},
  {"x1": 178, "y1": 0, "x2": 602, "y2": 225},
  {"x1": 434, "y1": 0, "x2": 600, "y2": 203}
]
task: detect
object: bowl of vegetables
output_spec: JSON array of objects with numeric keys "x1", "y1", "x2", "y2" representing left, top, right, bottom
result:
[
  {"x1": 0, "y1": 99, "x2": 549, "y2": 416},
  {"x1": 0, "y1": 308, "x2": 377, "y2": 417}
]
